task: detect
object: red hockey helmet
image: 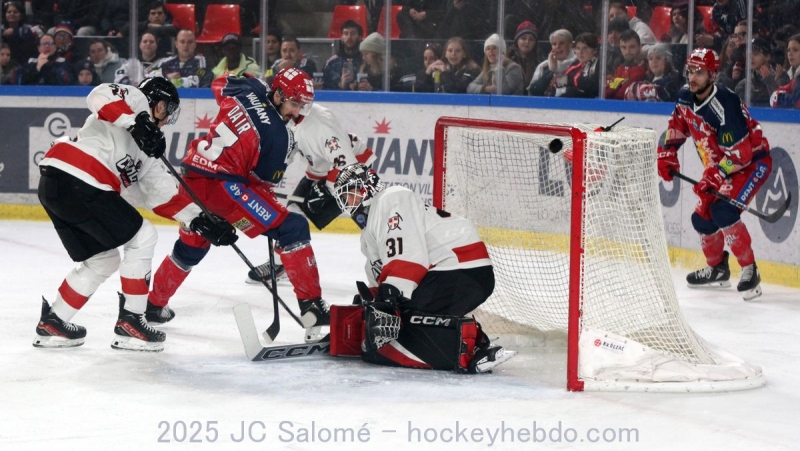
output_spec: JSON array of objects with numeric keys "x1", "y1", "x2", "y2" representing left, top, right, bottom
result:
[
  {"x1": 685, "y1": 48, "x2": 720, "y2": 73},
  {"x1": 271, "y1": 67, "x2": 314, "y2": 113}
]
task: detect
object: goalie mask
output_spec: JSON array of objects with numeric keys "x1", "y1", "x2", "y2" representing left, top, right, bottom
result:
[{"x1": 334, "y1": 163, "x2": 385, "y2": 229}]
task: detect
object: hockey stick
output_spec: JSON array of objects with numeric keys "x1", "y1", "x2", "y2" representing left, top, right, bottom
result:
[
  {"x1": 670, "y1": 169, "x2": 792, "y2": 224},
  {"x1": 232, "y1": 303, "x2": 330, "y2": 361},
  {"x1": 264, "y1": 237, "x2": 280, "y2": 341},
  {"x1": 158, "y1": 156, "x2": 304, "y2": 341}
]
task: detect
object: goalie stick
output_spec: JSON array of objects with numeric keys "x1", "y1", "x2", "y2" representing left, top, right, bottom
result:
[
  {"x1": 158, "y1": 156, "x2": 304, "y2": 343},
  {"x1": 670, "y1": 169, "x2": 792, "y2": 224},
  {"x1": 233, "y1": 303, "x2": 330, "y2": 361}
]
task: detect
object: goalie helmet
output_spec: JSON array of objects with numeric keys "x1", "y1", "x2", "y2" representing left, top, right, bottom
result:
[
  {"x1": 333, "y1": 163, "x2": 385, "y2": 229},
  {"x1": 138, "y1": 77, "x2": 181, "y2": 125}
]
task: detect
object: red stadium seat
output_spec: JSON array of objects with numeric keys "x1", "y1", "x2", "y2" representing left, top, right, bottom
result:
[
  {"x1": 376, "y1": 5, "x2": 402, "y2": 38},
  {"x1": 196, "y1": 4, "x2": 241, "y2": 44},
  {"x1": 697, "y1": 6, "x2": 717, "y2": 34},
  {"x1": 328, "y1": 5, "x2": 368, "y2": 38},
  {"x1": 649, "y1": 6, "x2": 672, "y2": 42},
  {"x1": 626, "y1": 6, "x2": 637, "y2": 18},
  {"x1": 165, "y1": 3, "x2": 196, "y2": 35}
]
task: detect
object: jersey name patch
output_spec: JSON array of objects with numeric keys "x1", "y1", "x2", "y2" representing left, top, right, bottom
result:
[
  {"x1": 223, "y1": 181, "x2": 278, "y2": 228},
  {"x1": 387, "y1": 212, "x2": 403, "y2": 232}
]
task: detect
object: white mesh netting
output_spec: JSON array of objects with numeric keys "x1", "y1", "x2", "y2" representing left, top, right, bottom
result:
[{"x1": 438, "y1": 120, "x2": 764, "y2": 391}]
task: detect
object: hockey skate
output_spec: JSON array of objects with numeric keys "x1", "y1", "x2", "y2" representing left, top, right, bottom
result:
[
  {"x1": 298, "y1": 297, "x2": 330, "y2": 342},
  {"x1": 687, "y1": 251, "x2": 731, "y2": 288},
  {"x1": 145, "y1": 300, "x2": 175, "y2": 324},
  {"x1": 738, "y1": 262, "x2": 762, "y2": 301},
  {"x1": 33, "y1": 297, "x2": 86, "y2": 348},
  {"x1": 245, "y1": 262, "x2": 287, "y2": 285},
  {"x1": 111, "y1": 293, "x2": 166, "y2": 352},
  {"x1": 468, "y1": 346, "x2": 517, "y2": 374}
]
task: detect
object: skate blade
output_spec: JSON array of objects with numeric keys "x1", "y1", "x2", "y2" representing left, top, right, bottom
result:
[
  {"x1": 741, "y1": 285, "x2": 763, "y2": 301},
  {"x1": 475, "y1": 349, "x2": 517, "y2": 373},
  {"x1": 304, "y1": 326, "x2": 327, "y2": 343},
  {"x1": 687, "y1": 280, "x2": 731, "y2": 289},
  {"x1": 32, "y1": 335, "x2": 85, "y2": 348},
  {"x1": 111, "y1": 335, "x2": 164, "y2": 352}
]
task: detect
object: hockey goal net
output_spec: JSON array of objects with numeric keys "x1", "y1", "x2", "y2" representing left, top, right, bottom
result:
[{"x1": 433, "y1": 117, "x2": 765, "y2": 392}]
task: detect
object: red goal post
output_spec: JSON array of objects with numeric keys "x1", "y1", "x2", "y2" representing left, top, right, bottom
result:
[{"x1": 433, "y1": 117, "x2": 765, "y2": 392}]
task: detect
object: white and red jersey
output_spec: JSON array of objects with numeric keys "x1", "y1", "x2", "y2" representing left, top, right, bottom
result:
[
  {"x1": 39, "y1": 83, "x2": 200, "y2": 223},
  {"x1": 361, "y1": 186, "x2": 492, "y2": 298},
  {"x1": 291, "y1": 103, "x2": 375, "y2": 191}
]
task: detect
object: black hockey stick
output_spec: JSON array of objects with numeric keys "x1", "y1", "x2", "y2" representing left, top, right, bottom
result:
[
  {"x1": 158, "y1": 156, "x2": 304, "y2": 340},
  {"x1": 264, "y1": 238, "x2": 280, "y2": 341},
  {"x1": 670, "y1": 169, "x2": 792, "y2": 224}
]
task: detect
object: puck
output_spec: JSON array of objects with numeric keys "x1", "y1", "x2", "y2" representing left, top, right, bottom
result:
[{"x1": 548, "y1": 138, "x2": 563, "y2": 153}]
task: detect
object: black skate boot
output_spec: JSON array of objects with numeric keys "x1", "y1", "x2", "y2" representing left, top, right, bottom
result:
[
  {"x1": 468, "y1": 346, "x2": 517, "y2": 374},
  {"x1": 145, "y1": 300, "x2": 175, "y2": 324},
  {"x1": 246, "y1": 261, "x2": 287, "y2": 285},
  {"x1": 298, "y1": 297, "x2": 330, "y2": 342},
  {"x1": 737, "y1": 262, "x2": 762, "y2": 301},
  {"x1": 111, "y1": 293, "x2": 166, "y2": 352},
  {"x1": 33, "y1": 297, "x2": 86, "y2": 348},
  {"x1": 687, "y1": 251, "x2": 731, "y2": 288}
]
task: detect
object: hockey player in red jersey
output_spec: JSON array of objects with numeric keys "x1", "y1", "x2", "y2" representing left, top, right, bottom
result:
[
  {"x1": 148, "y1": 69, "x2": 331, "y2": 333},
  {"x1": 329, "y1": 163, "x2": 515, "y2": 373},
  {"x1": 35, "y1": 77, "x2": 238, "y2": 351},
  {"x1": 657, "y1": 48, "x2": 772, "y2": 301}
]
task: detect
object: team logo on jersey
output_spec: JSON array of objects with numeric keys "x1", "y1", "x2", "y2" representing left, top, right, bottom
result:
[
  {"x1": 325, "y1": 137, "x2": 341, "y2": 153},
  {"x1": 115, "y1": 155, "x2": 141, "y2": 187},
  {"x1": 387, "y1": 212, "x2": 403, "y2": 232},
  {"x1": 109, "y1": 84, "x2": 128, "y2": 99}
]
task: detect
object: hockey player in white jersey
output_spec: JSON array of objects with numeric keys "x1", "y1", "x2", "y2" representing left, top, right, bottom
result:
[
  {"x1": 35, "y1": 78, "x2": 237, "y2": 351},
  {"x1": 245, "y1": 102, "x2": 375, "y2": 284},
  {"x1": 328, "y1": 163, "x2": 514, "y2": 373}
]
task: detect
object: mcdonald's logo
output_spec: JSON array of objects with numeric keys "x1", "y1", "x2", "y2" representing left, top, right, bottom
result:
[
  {"x1": 272, "y1": 170, "x2": 285, "y2": 181},
  {"x1": 721, "y1": 132, "x2": 734, "y2": 145}
]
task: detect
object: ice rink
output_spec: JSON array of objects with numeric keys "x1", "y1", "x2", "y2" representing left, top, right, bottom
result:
[{"x1": 2, "y1": 219, "x2": 799, "y2": 450}]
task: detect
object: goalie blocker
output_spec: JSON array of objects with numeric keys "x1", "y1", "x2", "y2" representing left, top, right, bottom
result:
[
  {"x1": 329, "y1": 302, "x2": 514, "y2": 374},
  {"x1": 289, "y1": 177, "x2": 342, "y2": 230}
]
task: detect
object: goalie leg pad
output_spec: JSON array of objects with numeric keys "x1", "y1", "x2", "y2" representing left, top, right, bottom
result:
[{"x1": 330, "y1": 305, "x2": 365, "y2": 356}]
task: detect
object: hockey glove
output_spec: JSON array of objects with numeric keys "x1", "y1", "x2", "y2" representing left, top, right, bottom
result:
[
  {"x1": 299, "y1": 180, "x2": 342, "y2": 230},
  {"x1": 376, "y1": 283, "x2": 411, "y2": 312},
  {"x1": 190, "y1": 213, "x2": 239, "y2": 246},
  {"x1": 128, "y1": 111, "x2": 166, "y2": 159},
  {"x1": 656, "y1": 146, "x2": 679, "y2": 182},
  {"x1": 694, "y1": 166, "x2": 726, "y2": 196}
]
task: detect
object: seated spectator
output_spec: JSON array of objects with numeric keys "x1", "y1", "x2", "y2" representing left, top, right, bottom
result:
[
  {"x1": 140, "y1": 1, "x2": 177, "y2": 58},
  {"x1": 528, "y1": 29, "x2": 574, "y2": 97},
  {"x1": 736, "y1": 38, "x2": 780, "y2": 107},
  {"x1": 266, "y1": 31, "x2": 282, "y2": 68},
  {"x1": 468, "y1": 34, "x2": 524, "y2": 95},
  {"x1": 605, "y1": 17, "x2": 628, "y2": 71},
  {"x1": 562, "y1": 32, "x2": 600, "y2": 99},
  {"x1": 74, "y1": 60, "x2": 100, "y2": 86},
  {"x1": 670, "y1": 3, "x2": 714, "y2": 48},
  {"x1": 1, "y1": 43, "x2": 20, "y2": 84},
  {"x1": 16, "y1": 33, "x2": 74, "y2": 85},
  {"x1": 605, "y1": 30, "x2": 647, "y2": 100},
  {"x1": 625, "y1": 44, "x2": 683, "y2": 102},
  {"x1": 101, "y1": 0, "x2": 150, "y2": 37},
  {"x1": 397, "y1": 0, "x2": 445, "y2": 39},
  {"x1": 2, "y1": 1, "x2": 38, "y2": 63},
  {"x1": 86, "y1": 39, "x2": 123, "y2": 84},
  {"x1": 430, "y1": 36, "x2": 480, "y2": 93},
  {"x1": 151, "y1": 29, "x2": 213, "y2": 88},
  {"x1": 53, "y1": 21, "x2": 80, "y2": 65},
  {"x1": 502, "y1": 0, "x2": 535, "y2": 40},
  {"x1": 438, "y1": 0, "x2": 495, "y2": 40},
  {"x1": 322, "y1": 20, "x2": 364, "y2": 91},
  {"x1": 353, "y1": 32, "x2": 400, "y2": 91},
  {"x1": 508, "y1": 21, "x2": 539, "y2": 88},
  {"x1": 711, "y1": 0, "x2": 746, "y2": 38},
  {"x1": 413, "y1": 43, "x2": 444, "y2": 92},
  {"x1": 114, "y1": 31, "x2": 161, "y2": 86},
  {"x1": 608, "y1": 1, "x2": 656, "y2": 46},
  {"x1": 771, "y1": 34, "x2": 800, "y2": 108},
  {"x1": 267, "y1": 36, "x2": 317, "y2": 81},
  {"x1": 213, "y1": 33, "x2": 260, "y2": 79}
]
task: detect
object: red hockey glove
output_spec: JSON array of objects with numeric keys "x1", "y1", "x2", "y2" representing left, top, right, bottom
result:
[
  {"x1": 693, "y1": 166, "x2": 726, "y2": 196},
  {"x1": 656, "y1": 146, "x2": 679, "y2": 181},
  {"x1": 694, "y1": 192, "x2": 715, "y2": 220}
]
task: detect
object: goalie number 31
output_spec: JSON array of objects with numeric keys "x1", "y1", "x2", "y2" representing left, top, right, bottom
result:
[{"x1": 386, "y1": 237, "x2": 403, "y2": 258}]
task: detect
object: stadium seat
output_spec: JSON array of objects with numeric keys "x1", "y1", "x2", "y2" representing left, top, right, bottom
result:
[
  {"x1": 376, "y1": 5, "x2": 402, "y2": 38},
  {"x1": 626, "y1": 6, "x2": 637, "y2": 18},
  {"x1": 328, "y1": 5, "x2": 368, "y2": 38},
  {"x1": 697, "y1": 6, "x2": 716, "y2": 34},
  {"x1": 165, "y1": 3, "x2": 196, "y2": 34},
  {"x1": 196, "y1": 4, "x2": 241, "y2": 44},
  {"x1": 649, "y1": 6, "x2": 672, "y2": 42}
]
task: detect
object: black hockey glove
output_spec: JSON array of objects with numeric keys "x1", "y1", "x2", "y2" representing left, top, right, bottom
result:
[
  {"x1": 190, "y1": 213, "x2": 239, "y2": 246},
  {"x1": 128, "y1": 111, "x2": 166, "y2": 159},
  {"x1": 299, "y1": 180, "x2": 342, "y2": 230}
]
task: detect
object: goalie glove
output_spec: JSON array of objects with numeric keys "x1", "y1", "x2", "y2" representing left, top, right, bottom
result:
[
  {"x1": 189, "y1": 212, "x2": 239, "y2": 246},
  {"x1": 299, "y1": 180, "x2": 342, "y2": 230},
  {"x1": 128, "y1": 111, "x2": 166, "y2": 159}
]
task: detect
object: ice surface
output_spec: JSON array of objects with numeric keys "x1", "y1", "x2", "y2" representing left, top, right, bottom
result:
[{"x1": 2, "y1": 220, "x2": 799, "y2": 450}]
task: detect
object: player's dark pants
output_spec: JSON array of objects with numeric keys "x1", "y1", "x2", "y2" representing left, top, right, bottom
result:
[{"x1": 406, "y1": 265, "x2": 495, "y2": 316}]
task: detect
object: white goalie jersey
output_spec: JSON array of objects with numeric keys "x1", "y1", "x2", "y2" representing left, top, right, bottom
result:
[
  {"x1": 291, "y1": 103, "x2": 375, "y2": 192},
  {"x1": 361, "y1": 186, "x2": 492, "y2": 298}
]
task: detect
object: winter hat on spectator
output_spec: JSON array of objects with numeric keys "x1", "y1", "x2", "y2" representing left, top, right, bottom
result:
[
  {"x1": 54, "y1": 22, "x2": 75, "y2": 38},
  {"x1": 221, "y1": 33, "x2": 242, "y2": 47},
  {"x1": 648, "y1": 43, "x2": 672, "y2": 60},
  {"x1": 360, "y1": 32, "x2": 385, "y2": 55},
  {"x1": 484, "y1": 33, "x2": 506, "y2": 54},
  {"x1": 751, "y1": 38, "x2": 771, "y2": 55},
  {"x1": 608, "y1": 17, "x2": 630, "y2": 33},
  {"x1": 515, "y1": 21, "x2": 537, "y2": 42}
]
